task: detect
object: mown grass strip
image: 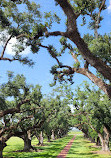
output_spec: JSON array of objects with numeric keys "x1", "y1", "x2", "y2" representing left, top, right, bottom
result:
[
  {"x1": 3, "y1": 134, "x2": 74, "y2": 158},
  {"x1": 3, "y1": 132, "x2": 111, "y2": 158},
  {"x1": 67, "y1": 134, "x2": 111, "y2": 158}
]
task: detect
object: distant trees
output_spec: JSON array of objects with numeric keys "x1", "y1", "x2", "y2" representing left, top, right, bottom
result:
[
  {"x1": 72, "y1": 82, "x2": 111, "y2": 151},
  {"x1": 41, "y1": 96, "x2": 72, "y2": 142}
]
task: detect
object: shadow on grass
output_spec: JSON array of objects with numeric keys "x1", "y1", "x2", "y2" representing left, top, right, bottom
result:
[
  {"x1": 4, "y1": 153, "x2": 57, "y2": 158},
  {"x1": 3, "y1": 135, "x2": 75, "y2": 158}
]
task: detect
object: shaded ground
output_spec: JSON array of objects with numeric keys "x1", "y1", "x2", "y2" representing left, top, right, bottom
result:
[{"x1": 91, "y1": 150, "x2": 111, "y2": 155}]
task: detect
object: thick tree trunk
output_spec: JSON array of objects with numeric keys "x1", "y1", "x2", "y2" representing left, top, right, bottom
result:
[
  {"x1": 55, "y1": 0, "x2": 111, "y2": 99},
  {"x1": 0, "y1": 141, "x2": 6, "y2": 158},
  {"x1": 23, "y1": 131, "x2": 32, "y2": 151},
  {"x1": 98, "y1": 126, "x2": 110, "y2": 152},
  {"x1": 96, "y1": 137, "x2": 101, "y2": 146},
  {"x1": 47, "y1": 135, "x2": 51, "y2": 142},
  {"x1": 57, "y1": 129, "x2": 61, "y2": 138},
  {"x1": 38, "y1": 131, "x2": 43, "y2": 146},
  {"x1": 51, "y1": 130, "x2": 55, "y2": 140},
  {"x1": 0, "y1": 150, "x2": 3, "y2": 158},
  {"x1": 56, "y1": 0, "x2": 111, "y2": 82}
]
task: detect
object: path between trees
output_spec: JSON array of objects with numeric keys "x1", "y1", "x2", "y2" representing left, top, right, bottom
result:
[{"x1": 57, "y1": 135, "x2": 76, "y2": 158}]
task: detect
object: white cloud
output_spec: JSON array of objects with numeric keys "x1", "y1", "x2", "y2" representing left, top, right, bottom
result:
[
  {"x1": 0, "y1": 31, "x2": 30, "y2": 56},
  {"x1": 6, "y1": 37, "x2": 31, "y2": 56},
  {"x1": 108, "y1": 0, "x2": 111, "y2": 13}
]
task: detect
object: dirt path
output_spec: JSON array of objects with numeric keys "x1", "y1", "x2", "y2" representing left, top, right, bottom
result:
[{"x1": 57, "y1": 135, "x2": 76, "y2": 158}]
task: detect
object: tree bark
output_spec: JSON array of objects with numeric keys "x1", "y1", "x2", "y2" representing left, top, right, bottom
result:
[
  {"x1": 89, "y1": 136, "x2": 95, "y2": 143},
  {"x1": 0, "y1": 99, "x2": 30, "y2": 117},
  {"x1": 96, "y1": 137, "x2": 101, "y2": 146},
  {"x1": 51, "y1": 130, "x2": 55, "y2": 140},
  {"x1": 0, "y1": 141, "x2": 6, "y2": 158},
  {"x1": 47, "y1": 135, "x2": 51, "y2": 142},
  {"x1": 23, "y1": 131, "x2": 32, "y2": 151},
  {"x1": 56, "y1": 0, "x2": 111, "y2": 82},
  {"x1": 0, "y1": 150, "x2": 3, "y2": 158},
  {"x1": 38, "y1": 131, "x2": 43, "y2": 146},
  {"x1": 98, "y1": 126, "x2": 110, "y2": 151}
]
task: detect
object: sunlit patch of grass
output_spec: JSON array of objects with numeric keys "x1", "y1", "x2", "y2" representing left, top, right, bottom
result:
[
  {"x1": 3, "y1": 132, "x2": 111, "y2": 158},
  {"x1": 3, "y1": 134, "x2": 74, "y2": 158},
  {"x1": 67, "y1": 135, "x2": 111, "y2": 158}
]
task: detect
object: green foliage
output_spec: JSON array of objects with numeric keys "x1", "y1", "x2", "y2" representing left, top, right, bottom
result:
[
  {"x1": 89, "y1": 34, "x2": 111, "y2": 66},
  {"x1": 71, "y1": 0, "x2": 106, "y2": 30},
  {"x1": 0, "y1": 72, "x2": 44, "y2": 150},
  {"x1": 44, "y1": 12, "x2": 61, "y2": 28},
  {"x1": 83, "y1": 33, "x2": 111, "y2": 80},
  {"x1": 73, "y1": 82, "x2": 111, "y2": 141},
  {"x1": 73, "y1": 62, "x2": 80, "y2": 68},
  {"x1": 60, "y1": 37, "x2": 74, "y2": 54},
  {"x1": 38, "y1": 84, "x2": 74, "y2": 139},
  {"x1": 48, "y1": 45, "x2": 59, "y2": 58}
]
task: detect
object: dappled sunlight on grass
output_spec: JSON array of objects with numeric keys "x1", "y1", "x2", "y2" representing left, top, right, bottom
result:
[
  {"x1": 3, "y1": 132, "x2": 111, "y2": 158},
  {"x1": 67, "y1": 135, "x2": 111, "y2": 158},
  {"x1": 3, "y1": 134, "x2": 74, "y2": 158}
]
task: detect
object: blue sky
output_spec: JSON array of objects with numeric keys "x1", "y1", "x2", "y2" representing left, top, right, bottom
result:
[{"x1": 0, "y1": 0, "x2": 111, "y2": 95}]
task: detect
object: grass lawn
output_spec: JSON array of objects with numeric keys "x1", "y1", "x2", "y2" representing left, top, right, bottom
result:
[
  {"x1": 3, "y1": 132, "x2": 111, "y2": 158},
  {"x1": 67, "y1": 133, "x2": 111, "y2": 158},
  {"x1": 3, "y1": 134, "x2": 73, "y2": 158}
]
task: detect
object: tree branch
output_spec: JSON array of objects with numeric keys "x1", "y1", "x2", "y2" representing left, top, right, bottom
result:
[
  {"x1": 1, "y1": 35, "x2": 13, "y2": 58},
  {"x1": 71, "y1": 52, "x2": 79, "y2": 63},
  {"x1": 0, "y1": 99, "x2": 30, "y2": 117},
  {"x1": 56, "y1": 66, "x2": 111, "y2": 98},
  {"x1": 55, "y1": 0, "x2": 111, "y2": 82},
  {"x1": 45, "y1": 31, "x2": 67, "y2": 37},
  {"x1": 94, "y1": 0, "x2": 106, "y2": 38},
  {"x1": 70, "y1": 111, "x2": 89, "y2": 117},
  {"x1": 0, "y1": 57, "x2": 19, "y2": 62},
  {"x1": 0, "y1": 115, "x2": 33, "y2": 137},
  {"x1": 55, "y1": 0, "x2": 77, "y2": 33}
]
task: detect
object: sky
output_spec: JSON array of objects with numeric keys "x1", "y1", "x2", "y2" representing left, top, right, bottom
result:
[{"x1": 0, "y1": 0, "x2": 111, "y2": 95}]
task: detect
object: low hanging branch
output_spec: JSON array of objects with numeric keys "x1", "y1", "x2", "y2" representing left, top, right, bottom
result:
[
  {"x1": 0, "y1": 115, "x2": 33, "y2": 137},
  {"x1": 1, "y1": 35, "x2": 13, "y2": 58},
  {"x1": 0, "y1": 99, "x2": 30, "y2": 118}
]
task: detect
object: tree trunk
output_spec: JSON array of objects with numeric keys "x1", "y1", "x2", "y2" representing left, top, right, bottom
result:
[
  {"x1": 23, "y1": 131, "x2": 32, "y2": 151},
  {"x1": 51, "y1": 130, "x2": 55, "y2": 140},
  {"x1": 0, "y1": 150, "x2": 3, "y2": 158},
  {"x1": 96, "y1": 137, "x2": 101, "y2": 146},
  {"x1": 84, "y1": 133, "x2": 89, "y2": 138},
  {"x1": 47, "y1": 135, "x2": 51, "y2": 142},
  {"x1": 57, "y1": 129, "x2": 61, "y2": 138},
  {"x1": 0, "y1": 141, "x2": 7, "y2": 158},
  {"x1": 38, "y1": 131, "x2": 43, "y2": 146},
  {"x1": 98, "y1": 126, "x2": 110, "y2": 152},
  {"x1": 90, "y1": 137, "x2": 95, "y2": 143}
]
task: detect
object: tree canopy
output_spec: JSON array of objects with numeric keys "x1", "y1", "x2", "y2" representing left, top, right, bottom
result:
[
  {"x1": 0, "y1": 1, "x2": 111, "y2": 156},
  {"x1": 72, "y1": 82, "x2": 111, "y2": 151},
  {"x1": 0, "y1": 0, "x2": 111, "y2": 98}
]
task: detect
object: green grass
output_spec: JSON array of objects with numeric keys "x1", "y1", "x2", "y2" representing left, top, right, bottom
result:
[
  {"x1": 67, "y1": 133, "x2": 111, "y2": 158},
  {"x1": 3, "y1": 134, "x2": 74, "y2": 158},
  {"x1": 3, "y1": 132, "x2": 111, "y2": 158}
]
